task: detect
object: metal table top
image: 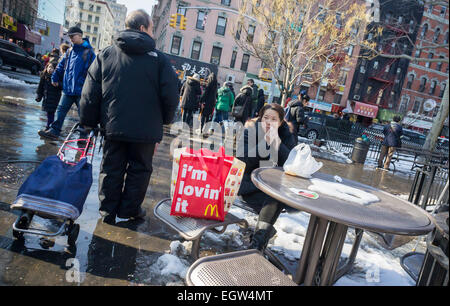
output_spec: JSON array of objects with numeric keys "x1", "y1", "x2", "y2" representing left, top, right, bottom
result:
[{"x1": 251, "y1": 167, "x2": 435, "y2": 236}]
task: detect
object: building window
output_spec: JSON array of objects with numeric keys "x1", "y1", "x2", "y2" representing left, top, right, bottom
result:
[
  {"x1": 412, "y1": 99, "x2": 421, "y2": 113},
  {"x1": 247, "y1": 25, "x2": 255, "y2": 42},
  {"x1": 425, "y1": 52, "x2": 434, "y2": 68},
  {"x1": 345, "y1": 45, "x2": 353, "y2": 56},
  {"x1": 419, "y1": 77, "x2": 427, "y2": 92},
  {"x1": 216, "y1": 16, "x2": 227, "y2": 36},
  {"x1": 444, "y1": 32, "x2": 449, "y2": 44},
  {"x1": 196, "y1": 11, "x2": 206, "y2": 30},
  {"x1": 95, "y1": 16, "x2": 99, "y2": 24},
  {"x1": 94, "y1": 27, "x2": 98, "y2": 34},
  {"x1": 79, "y1": 1, "x2": 84, "y2": 9},
  {"x1": 367, "y1": 86, "x2": 373, "y2": 95},
  {"x1": 373, "y1": 61, "x2": 379, "y2": 69},
  {"x1": 406, "y1": 74, "x2": 414, "y2": 89},
  {"x1": 414, "y1": 49, "x2": 421, "y2": 58},
  {"x1": 338, "y1": 70, "x2": 347, "y2": 85},
  {"x1": 430, "y1": 80, "x2": 437, "y2": 95},
  {"x1": 440, "y1": 6, "x2": 447, "y2": 17},
  {"x1": 191, "y1": 41, "x2": 202, "y2": 60},
  {"x1": 437, "y1": 56, "x2": 444, "y2": 71},
  {"x1": 171, "y1": 36, "x2": 182, "y2": 55},
  {"x1": 333, "y1": 94, "x2": 342, "y2": 105},
  {"x1": 92, "y1": 37, "x2": 97, "y2": 45},
  {"x1": 230, "y1": 50, "x2": 237, "y2": 68},
  {"x1": 221, "y1": 0, "x2": 231, "y2": 6},
  {"x1": 240, "y1": 54, "x2": 250, "y2": 71},
  {"x1": 177, "y1": 6, "x2": 187, "y2": 25},
  {"x1": 88, "y1": 14, "x2": 92, "y2": 22},
  {"x1": 433, "y1": 28, "x2": 441, "y2": 43},
  {"x1": 210, "y1": 46, "x2": 222, "y2": 65},
  {"x1": 420, "y1": 24, "x2": 428, "y2": 39},
  {"x1": 87, "y1": 25, "x2": 91, "y2": 33},
  {"x1": 96, "y1": 6, "x2": 101, "y2": 13},
  {"x1": 439, "y1": 83, "x2": 446, "y2": 98},
  {"x1": 318, "y1": 88, "x2": 326, "y2": 101}
]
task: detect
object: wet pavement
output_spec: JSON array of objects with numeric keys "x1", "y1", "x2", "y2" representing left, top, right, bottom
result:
[{"x1": 0, "y1": 71, "x2": 419, "y2": 286}]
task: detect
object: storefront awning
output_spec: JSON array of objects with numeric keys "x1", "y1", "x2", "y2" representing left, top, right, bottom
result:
[
  {"x1": 353, "y1": 102, "x2": 378, "y2": 118},
  {"x1": 14, "y1": 23, "x2": 41, "y2": 45}
]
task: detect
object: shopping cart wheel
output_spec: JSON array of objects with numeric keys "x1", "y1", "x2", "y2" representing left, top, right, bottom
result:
[
  {"x1": 67, "y1": 223, "x2": 80, "y2": 246},
  {"x1": 12, "y1": 211, "x2": 33, "y2": 240}
]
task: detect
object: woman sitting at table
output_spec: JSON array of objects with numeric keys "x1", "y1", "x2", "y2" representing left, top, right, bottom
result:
[{"x1": 237, "y1": 103, "x2": 297, "y2": 251}]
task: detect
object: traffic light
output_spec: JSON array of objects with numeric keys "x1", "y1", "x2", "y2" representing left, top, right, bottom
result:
[
  {"x1": 179, "y1": 15, "x2": 187, "y2": 30},
  {"x1": 169, "y1": 14, "x2": 177, "y2": 28}
]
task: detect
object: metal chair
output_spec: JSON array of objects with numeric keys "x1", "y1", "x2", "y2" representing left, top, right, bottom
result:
[
  {"x1": 186, "y1": 249, "x2": 297, "y2": 286},
  {"x1": 153, "y1": 198, "x2": 248, "y2": 259}
]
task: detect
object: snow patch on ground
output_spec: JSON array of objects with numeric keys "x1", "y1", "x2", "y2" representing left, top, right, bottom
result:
[{"x1": 0, "y1": 72, "x2": 35, "y2": 87}]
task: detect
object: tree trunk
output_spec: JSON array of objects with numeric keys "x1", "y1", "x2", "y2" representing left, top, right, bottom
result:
[{"x1": 423, "y1": 78, "x2": 449, "y2": 152}]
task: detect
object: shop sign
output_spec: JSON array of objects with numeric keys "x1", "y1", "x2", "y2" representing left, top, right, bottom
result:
[
  {"x1": 1, "y1": 14, "x2": 17, "y2": 32},
  {"x1": 353, "y1": 102, "x2": 378, "y2": 118}
]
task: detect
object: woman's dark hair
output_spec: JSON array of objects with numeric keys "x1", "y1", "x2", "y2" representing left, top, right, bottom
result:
[
  {"x1": 125, "y1": 9, "x2": 151, "y2": 31},
  {"x1": 207, "y1": 72, "x2": 217, "y2": 86},
  {"x1": 258, "y1": 103, "x2": 285, "y2": 123}
]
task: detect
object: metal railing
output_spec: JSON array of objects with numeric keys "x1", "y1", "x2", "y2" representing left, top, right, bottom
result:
[{"x1": 408, "y1": 165, "x2": 449, "y2": 211}]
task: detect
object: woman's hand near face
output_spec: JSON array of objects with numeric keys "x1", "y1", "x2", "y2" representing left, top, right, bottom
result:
[{"x1": 264, "y1": 125, "x2": 281, "y2": 150}]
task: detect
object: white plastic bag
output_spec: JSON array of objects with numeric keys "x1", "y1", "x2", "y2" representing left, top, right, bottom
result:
[{"x1": 283, "y1": 143, "x2": 323, "y2": 178}]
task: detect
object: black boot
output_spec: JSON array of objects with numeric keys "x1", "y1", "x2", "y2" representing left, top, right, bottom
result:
[{"x1": 249, "y1": 221, "x2": 277, "y2": 251}]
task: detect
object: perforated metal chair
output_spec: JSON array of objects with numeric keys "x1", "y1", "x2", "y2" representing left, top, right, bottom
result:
[
  {"x1": 186, "y1": 249, "x2": 297, "y2": 286},
  {"x1": 153, "y1": 198, "x2": 249, "y2": 259}
]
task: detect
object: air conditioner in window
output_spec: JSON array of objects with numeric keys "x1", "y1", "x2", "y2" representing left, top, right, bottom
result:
[
  {"x1": 353, "y1": 95, "x2": 360, "y2": 100},
  {"x1": 226, "y1": 74, "x2": 235, "y2": 83}
]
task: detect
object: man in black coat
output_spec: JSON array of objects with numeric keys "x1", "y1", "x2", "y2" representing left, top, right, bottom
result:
[
  {"x1": 232, "y1": 85, "x2": 253, "y2": 124},
  {"x1": 377, "y1": 115, "x2": 403, "y2": 170},
  {"x1": 79, "y1": 10, "x2": 179, "y2": 224},
  {"x1": 286, "y1": 94, "x2": 310, "y2": 135},
  {"x1": 180, "y1": 73, "x2": 202, "y2": 128}
]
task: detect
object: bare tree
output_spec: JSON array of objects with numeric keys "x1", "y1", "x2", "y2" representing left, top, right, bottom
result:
[{"x1": 234, "y1": 0, "x2": 376, "y2": 106}]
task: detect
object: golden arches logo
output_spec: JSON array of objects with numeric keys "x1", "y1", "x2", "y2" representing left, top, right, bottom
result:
[{"x1": 204, "y1": 204, "x2": 219, "y2": 218}]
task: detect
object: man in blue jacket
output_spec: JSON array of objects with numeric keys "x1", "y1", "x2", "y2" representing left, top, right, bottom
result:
[
  {"x1": 39, "y1": 26, "x2": 96, "y2": 139},
  {"x1": 377, "y1": 115, "x2": 403, "y2": 170}
]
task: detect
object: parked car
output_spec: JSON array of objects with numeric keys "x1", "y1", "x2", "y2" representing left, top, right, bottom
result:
[
  {"x1": 363, "y1": 124, "x2": 426, "y2": 147},
  {"x1": 401, "y1": 129, "x2": 426, "y2": 146},
  {"x1": 298, "y1": 112, "x2": 354, "y2": 141},
  {"x1": 0, "y1": 39, "x2": 42, "y2": 75}
]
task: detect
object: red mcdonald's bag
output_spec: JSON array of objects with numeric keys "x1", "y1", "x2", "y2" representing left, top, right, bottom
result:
[{"x1": 170, "y1": 147, "x2": 232, "y2": 221}]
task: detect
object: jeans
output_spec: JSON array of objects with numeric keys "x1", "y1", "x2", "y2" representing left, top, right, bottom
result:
[
  {"x1": 49, "y1": 94, "x2": 81, "y2": 136},
  {"x1": 46, "y1": 111, "x2": 55, "y2": 129},
  {"x1": 182, "y1": 109, "x2": 194, "y2": 128},
  {"x1": 213, "y1": 110, "x2": 229, "y2": 123}
]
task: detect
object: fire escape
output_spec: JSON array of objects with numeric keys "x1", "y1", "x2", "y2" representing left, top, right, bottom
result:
[{"x1": 366, "y1": 23, "x2": 409, "y2": 108}]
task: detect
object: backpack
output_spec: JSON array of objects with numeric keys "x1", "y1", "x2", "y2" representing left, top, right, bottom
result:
[{"x1": 284, "y1": 106, "x2": 291, "y2": 121}]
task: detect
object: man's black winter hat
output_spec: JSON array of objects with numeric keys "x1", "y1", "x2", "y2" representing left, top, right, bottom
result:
[{"x1": 67, "y1": 26, "x2": 83, "y2": 36}]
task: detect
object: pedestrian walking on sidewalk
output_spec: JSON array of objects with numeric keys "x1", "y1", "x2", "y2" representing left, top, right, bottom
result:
[
  {"x1": 232, "y1": 85, "x2": 253, "y2": 125},
  {"x1": 198, "y1": 72, "x2": 218, "y2": 134},
  {"x1": 39, "y1": 26, "x2": 96, "y2": 140},
  {"x1": 79, "y1": 9, "x2": 179, "y2": 224},
  {"x1": 36, "y1": 61, "x2": 62, "y2": 131},
  {"x1": 377, "y1": 115, "x2": 403, "y2": 170},
  {"x1": 213, "y1": 82, "x2": 234, "y2": 125},
  {"x1": 180, "y1": 73, "x2": 202, "y2": 129}
]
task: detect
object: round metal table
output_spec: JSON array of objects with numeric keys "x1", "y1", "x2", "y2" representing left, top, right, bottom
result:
[{"x1": 251, "y1": 167, "x2": 435, "y2": 286}]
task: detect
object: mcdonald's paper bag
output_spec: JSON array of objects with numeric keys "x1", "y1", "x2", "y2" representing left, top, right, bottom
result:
[{"x1": 170, "y1": 147, "x2": 245, "y2": 221}]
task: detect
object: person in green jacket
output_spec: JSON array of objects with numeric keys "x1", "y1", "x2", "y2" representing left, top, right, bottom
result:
[{"x1": 213, "y1": 82, "x2": 235, "y2": 124}]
